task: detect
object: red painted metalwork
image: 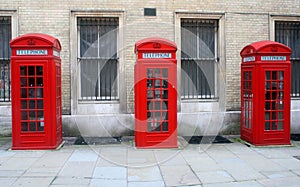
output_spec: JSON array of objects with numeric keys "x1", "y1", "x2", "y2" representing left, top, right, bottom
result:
[
  {"x1": 10, "y1": 33, "x2": 62, "y2": 150},
  {"x1": 240, "y1": 40, "x2": 292, "y2": 146},
  {"x1": 134, "y1": 37, "x2": 177, "y2": 148}
]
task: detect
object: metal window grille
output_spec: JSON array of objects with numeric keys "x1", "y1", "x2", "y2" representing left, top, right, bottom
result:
[
  {"x1": 275, "y1": 21, "x2": 300, "y2": 97},
  {"x1": 77, "y1": 17, "x2": 119, "y2": 101},
  {"x1": 0, "y1": 16, "x2": 11, "y2": 102},
  {"x1": 181, "y1": 19, "x2": 218, "y2": 99}
]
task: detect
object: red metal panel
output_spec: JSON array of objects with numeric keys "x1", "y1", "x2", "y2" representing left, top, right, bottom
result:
[
  {"x1": 240, "y1": 41, "x2": 292, "y2": 146},
  {"x1": 10, "y1": 33, "x2": 62, "y2": 150}
]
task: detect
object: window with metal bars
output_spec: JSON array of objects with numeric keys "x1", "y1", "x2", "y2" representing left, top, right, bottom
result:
[
  {"x1": 0, "y1": 16, "x2": 11, "y2": 102},
  {"x1": 181, "y1": 19, "x2": 218, "y2": 99},
  {"x1": 275, "y1": 21, "x2": 300, "y2": 97},
  {"x1": 77, "y1": 17, "x2": 119, "y2": 101}
]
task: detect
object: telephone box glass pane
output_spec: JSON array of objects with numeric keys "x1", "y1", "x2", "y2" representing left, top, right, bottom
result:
[
  {"x1": 20, "y1": 66, "x2": 27, "y2": 76},
  {"x1": 162, "y1": 69, "x2": 168, "y2": 77},
  {"x1": 21, "y1": 122, "x2": 28, "y2": 131},
  {"x1": 266, "y1": 71, "x2": 270, "y2": 80},
  {"x1": 278, "y1": 121, "x2": 283, "y2": 130},
  {"x1": 36, "y1": 66, "x2": 43, "y2": 75},
  {"x1": 20, "y1": 78, "x2": 27, "y2": 87},
  {"x1": 146, "y1": 68, "x2": 169, "y2": 132},
  {"x1": 28, "y1": 66, "x2": 35, "y2": 75},
  {"x1": 265, "y1": 122, "x2": 270, "y2": 130}
]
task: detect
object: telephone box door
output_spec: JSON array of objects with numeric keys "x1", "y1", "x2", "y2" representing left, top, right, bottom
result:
[{"x1": 262, "y1": 67, "x2": 290, "y2": 144}]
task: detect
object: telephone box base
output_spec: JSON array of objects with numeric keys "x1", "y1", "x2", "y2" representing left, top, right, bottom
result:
[
  {"x1": 12, "y1": 140, "x2": 63, "y2": 150},
  {"x1": 240, "y1": 138, "x2": 291, "y2": 147}
]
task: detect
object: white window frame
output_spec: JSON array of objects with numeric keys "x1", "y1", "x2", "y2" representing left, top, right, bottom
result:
[
  {"x1": 77, "y1": 17, "x2": 119, "y2": 101},
  {"x1": 70, "y1": 11, "x2": 124, "y2": 114},
  {"x1": 175, "y1": 12, "x2": 225, "y2": 102},
  {"x1": 0, "y1": 10, "x2": 18, "y2": 104},
  {"x1": 270, "y1": 15, "x2": 300, "y2": 98}
]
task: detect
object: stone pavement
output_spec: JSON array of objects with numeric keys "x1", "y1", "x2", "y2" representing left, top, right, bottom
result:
[{"x1": 1, "y1": 137, "x2": 300, "y2": 187}]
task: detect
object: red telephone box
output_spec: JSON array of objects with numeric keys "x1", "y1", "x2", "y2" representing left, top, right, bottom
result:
[
  {"x1": 134, "y1": 37, "x2": 177, "y2": 148},
  {"x1": 10, "y1": 33, "x2": 63, "y2": 150},
  {"x1": 240, "y1": 40, "x2": 292, "y2": 146}
]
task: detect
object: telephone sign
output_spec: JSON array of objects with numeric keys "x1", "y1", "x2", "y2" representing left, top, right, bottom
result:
[{"x1": 142, "y1": 53, "x2": 172, "y2": 59}]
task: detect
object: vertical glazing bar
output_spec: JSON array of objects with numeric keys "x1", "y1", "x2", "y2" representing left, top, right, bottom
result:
[
  {"x1": 1, "y1": 17, "x2": 4, "y2": 58},
  {"x1": 108, "y1": 20, "x2": 112, "y2": 100},
  {"x1": 196, "y1": 21, "x2": 200, "y2": 98},
  {"x1": 109, "y1": 59, "x2": 112, "y2": 100},
  {"x1": 181, "y1": 20, "x2": 185, "y2": 98},
  {"x1": 97, "y1": 58, "x2": 100, "y2": 100},
  {"x1": 99, "y1": 18, "x2": 102, "y2": 99},
  {"x1": 8, "y1": 60, "x2": 11, "y2": 101},
  {"x1": 84, "y1": 59, "x2": 88, "y2": 99},
  {"x1": 90, "y1": 21, "x2": 94, "y2": 100},
  {"x1": 297, "y1": 60, "x2": 299, "y2": 97},
  {"x1": 290, "y1": 23, "x2": 295, "y2": 96},
  {"x1": 294, "y1": 24, "x2": 300, "y2": 96},
  {"x1": 99, "y1": 59, "x2": 103, "y2": 99}
]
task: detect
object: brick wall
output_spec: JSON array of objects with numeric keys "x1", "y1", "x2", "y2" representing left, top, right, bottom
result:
[{"x1": 1, "y1": 0, "x2": 300, "y2": 113}]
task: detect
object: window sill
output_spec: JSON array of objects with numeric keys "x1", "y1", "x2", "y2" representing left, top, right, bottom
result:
[{"x1": 180, "y1": 98, "x2": 219, "y2": 103}]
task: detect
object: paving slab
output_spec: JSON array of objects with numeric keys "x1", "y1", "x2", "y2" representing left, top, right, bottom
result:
[
  {"x1": 12, "y1": 150, "x2": 46, "y2": 158},
  {"x1": 51, "y1": 176, "x2": 91, "y2": 186},
  {"x1": 186, "y1": 157, "x2": 222, "y2": 172},
  {"x1": 253, "y1": 147, "x2": 292, "y2": 159},
  {"x1": 93, "y1": 166, "x2": 127, "y2": 179},
  {"x1": 205, "y1": 144, "x2": 237, "y2": 160},
  {"x1": 0, "y1": 150, "x2": 16, "y2": 158},
  {"x1": 97, "y1": 155, "x2": 127, "y2": 167},
  {"x1": 292, "y1": 170, "x2": 300, "y2": 176},
  {"x1": 11, "y1": 176, "x2": 55, "y2": 187},
  {"x1": 30, "y1": 151, "x2": 71, "y2": 168},
  {"x1": 203, "y1": 180, "x2": 264, "y2": 187},
  {"x1": 58, "y1": 161, "x2": 95, "y2": 177},
  {"x1": 23, "y1": 167, "x2": 60, "y2": 177},
  {"x1": 237, "y1": 154, "x2": 284, "y2": 172},
  {"x1": 128, "y1": 149, "x2": 157, "y2": 167},
  {"x1": 49, "y1": 185, "x2": 88, "y2": 187},
  {"x1": 98, "y1": 146, "x2": 127, "y2": 166},
  {"x1": 217, "y1": 157, "x2": 265, "y2": 181},
  {"x1": 257, "y1": 176, "x2": 300, "y2": 187},
  {"x1": 0, "y1": 178, "x2": 17, "y2": 187},
  {"x1": 128, "y1": 181, "x2": 165, "y2": 187},
  {"x1": 196, "y1": 170, "x2": 235, "y2": 184},
  {"x1": 89, "y1": 179, "x2": 127, "y2": 187},
  {"x1": 155, "y1": 150, "x2": 186, "y2": 165},
  {"x1": 68, "y1": 149, "x2": 98, "y2": 162},
  {"x1": 224, "y1": 143, "x2": 258, "y2": 156},
  {"x1": 160, "y1": 164, "x2": 200, "y2": 186},
  {"x1": 0, "y1": 170, "x2": 25, "y2": 177},
  {"x1": 260, "y1": 170, "x2": 297, "y2": 179},
  {"x1": 128, "y1": 166, "x2": 162, "y2": 181},
  {"x1": 271, "y1": 158, "x2": 300, "y2": 170},
  {"x1": 0, "y1": 157, "x2": 38, "y2": 170},
  {"x1": 180, "y1": 148, "x2": 210, "y2": 163}
]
